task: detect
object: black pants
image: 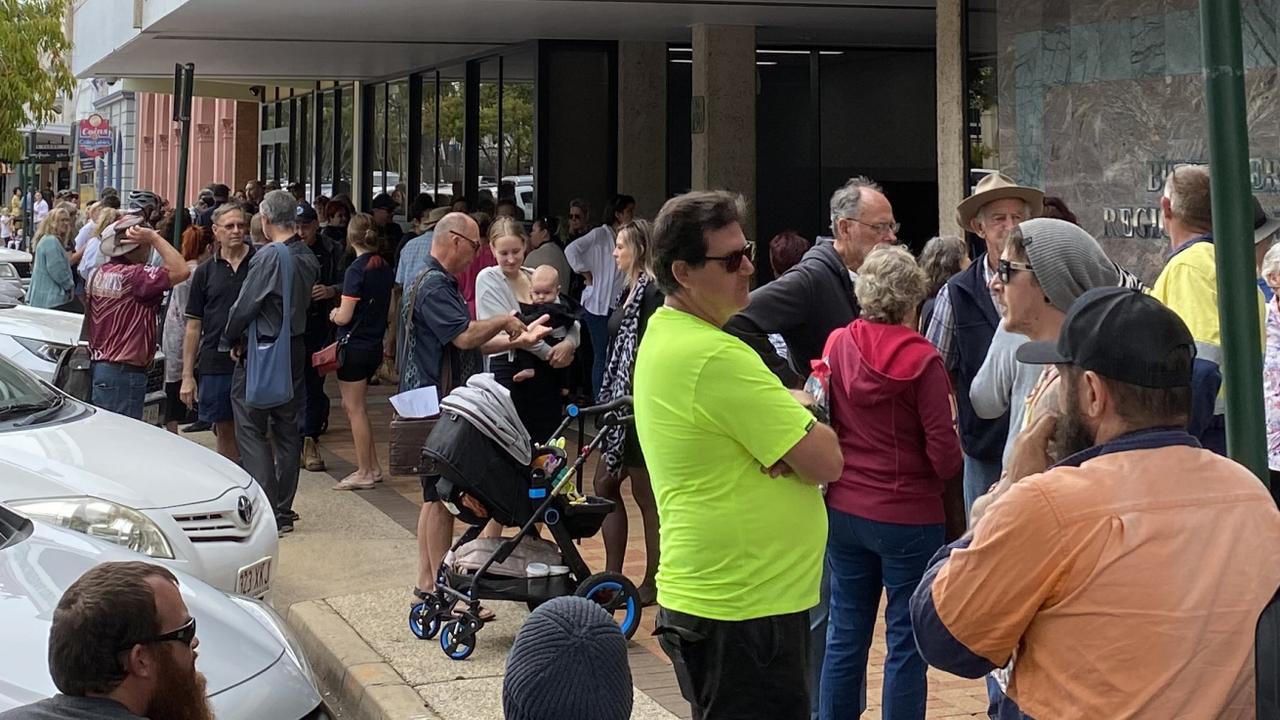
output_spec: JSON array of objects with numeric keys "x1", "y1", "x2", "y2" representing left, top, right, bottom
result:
[
  {"x1": 301, "y1": 324, "x2": 332, "y2": 438},
  {"x1": 656, "y1": 607, "x2": 811, "y2": 720},
  {"x1": 232, "y1": 337, "x2": 306, "y2": 523}
]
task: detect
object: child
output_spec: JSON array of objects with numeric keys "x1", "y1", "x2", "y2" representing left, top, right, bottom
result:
[
  {"x1": 0, "y1": 212, "x2": 12, "y2": 249},
  {"x1": 513, "y1": 264, "x2": 579, "y2": 385}
]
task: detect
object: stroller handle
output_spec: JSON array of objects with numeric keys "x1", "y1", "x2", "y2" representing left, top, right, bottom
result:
[{"x1": 567, "y1": 395, "x2": 633, "y2": 418}]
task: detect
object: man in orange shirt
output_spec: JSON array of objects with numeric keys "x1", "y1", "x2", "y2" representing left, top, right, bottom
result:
[{"x1": 911, "y1": 287, "x2": 1280, "y2": 718}]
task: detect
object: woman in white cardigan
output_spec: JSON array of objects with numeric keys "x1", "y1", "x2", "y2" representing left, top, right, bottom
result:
[{"x1": 475, "y1": 216, "x2": 580, "y2": 441}]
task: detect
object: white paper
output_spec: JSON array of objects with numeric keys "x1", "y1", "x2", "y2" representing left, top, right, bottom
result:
[{"x1": 389, "y1": 386, "x2": 440, "y2": 419}]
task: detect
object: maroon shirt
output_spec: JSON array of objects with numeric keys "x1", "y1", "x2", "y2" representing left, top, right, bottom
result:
[
  {"x1": 825, "y1": 319, "x2": 963, "y2": 525},
  {"x1": 86, "y1": 260, "x2": 172, "y2": 367}
]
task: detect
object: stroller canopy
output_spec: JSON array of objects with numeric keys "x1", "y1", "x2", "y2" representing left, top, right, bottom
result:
[{"x1": 440, "y1": 373, "x2": 533, "y2": 465}]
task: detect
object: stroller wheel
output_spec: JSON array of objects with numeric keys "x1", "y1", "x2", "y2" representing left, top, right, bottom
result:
[
  {"x1": 440, "y1": 619, "x2": 479, "y2": 661},
  {"x1": 408, "y1": 602, "x2": 442, "y2": 640},
  {"x1": 576, "y1": 572, "x2": 643, "y2": 640}
]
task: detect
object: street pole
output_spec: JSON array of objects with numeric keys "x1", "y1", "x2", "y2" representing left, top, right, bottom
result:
[
  {"x1": 172, "y1": 63, "x2": 195, "y2": 247},
  {"x1": 1200, "y1": 0, "x2": 1269, "y2": 485}
]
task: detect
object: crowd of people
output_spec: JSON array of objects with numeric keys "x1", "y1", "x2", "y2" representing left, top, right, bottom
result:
[{"x1": 12, "y1": 160, "x2": 1280, "y2": 720}]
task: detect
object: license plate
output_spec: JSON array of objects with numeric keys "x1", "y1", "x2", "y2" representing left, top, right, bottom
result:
[
  {"x1": 236, "y1": 557, "x2": 272, "y2": 597},
  {"x1": 142, "y1": 403, "x2": 160, "y2": 426}
]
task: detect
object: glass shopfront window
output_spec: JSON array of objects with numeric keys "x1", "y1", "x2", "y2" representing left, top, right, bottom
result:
[
  {"x1": 502, "y1": 50, "x2": 536, "y2": 218},
  {"x1": 439, "y1": 67, "x2": 466, "y2": 207},
  {"x1": 421, "y1": 72, "x2": 439, "y2": 203},
  {"x1": 478, "y1": 58, "x2": 501, "y2": 195},
  {"x1": 388, "y1": 79, "x2": 409, "y2": 217}
]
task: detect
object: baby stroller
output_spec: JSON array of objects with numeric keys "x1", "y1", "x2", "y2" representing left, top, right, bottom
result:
[{"x1": 407, "y1": 375, "x2": 641, "y2": 660}]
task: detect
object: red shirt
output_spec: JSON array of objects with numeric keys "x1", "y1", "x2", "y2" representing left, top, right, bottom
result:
[
  {"x1": 455, "y1": 243, "x2": 496, "y2": 319},
  {"x1": 86, "y1": 260, "x2": 172, "y2": 367},
  {"x1": 825, "y1": 319, "x2": 963, "y2": 524}
]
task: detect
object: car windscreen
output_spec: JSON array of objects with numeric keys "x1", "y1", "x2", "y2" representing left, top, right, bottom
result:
[{"x1": 0, "y1": 355, "x2": 61, "y2": 411}]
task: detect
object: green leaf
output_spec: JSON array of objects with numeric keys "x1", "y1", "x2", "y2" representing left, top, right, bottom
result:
[{"x1": 0, "y1": 0, "x2": 75, "y2": 162}]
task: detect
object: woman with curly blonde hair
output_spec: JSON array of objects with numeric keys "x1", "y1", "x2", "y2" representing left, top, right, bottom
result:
[{"x1": 818, "y1": 244, "x2": 962, "y2": 719}]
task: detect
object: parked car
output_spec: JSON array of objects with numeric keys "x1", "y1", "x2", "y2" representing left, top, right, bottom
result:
[
  {"x1": 0, "y1": 353, "x2": 277, "y2": 597},
  {"x1": 0, "y1": 246, "x2": 33, "y2": 290},
  {"x1": 0, "y1": 301, "x2": 166, "y2": 425},
  {"x1": 0, "y1": 504, "x2": 330, "y2": 719}
]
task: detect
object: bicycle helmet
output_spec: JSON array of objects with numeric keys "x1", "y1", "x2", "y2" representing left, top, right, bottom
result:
[{"x1": 127, "y1": 188, "x2": 162, "y2": 212}]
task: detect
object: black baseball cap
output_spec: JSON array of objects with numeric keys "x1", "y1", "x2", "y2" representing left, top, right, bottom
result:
[
  {"x1": 371, "y1": 192, "x2": 397, "y2": 211},
  {"x1": 1016, "y1": 287, "x2": 1196, "y2": 388},
  {"x1": 295, "y1": 201, "x2": 318, "y2": 223}
]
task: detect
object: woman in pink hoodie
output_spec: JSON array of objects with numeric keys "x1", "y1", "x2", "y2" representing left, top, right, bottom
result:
[{"x1": 818, "y1": 245, "x2": 963, "y2": 720}]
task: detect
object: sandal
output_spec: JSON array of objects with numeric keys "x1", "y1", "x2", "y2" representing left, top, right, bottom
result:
[
  {"x1": 411, "y1": 587, "x2": 496, "y2": 622},
  {"x1": 332, "y1": 472, "x2": 376, "y2": 491}
]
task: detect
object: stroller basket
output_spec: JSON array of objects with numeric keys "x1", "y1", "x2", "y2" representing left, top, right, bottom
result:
[
  {"x1": 422, "y1": 410, "x2": 531, "y2": 527},
  {"x1": 443, "y1": 568, "x2": 575, "y2": 603},
  {"x1": 556, "y1": 495, "x2": 615, "y2": 539}
]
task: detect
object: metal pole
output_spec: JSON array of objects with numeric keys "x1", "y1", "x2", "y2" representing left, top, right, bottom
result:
[
  {"x1": 172, "y1": 64, "x2": 194, "y2": 247},
  {"x1": 1200, "y1": 0, "x2": 1268, "y2": 484}
]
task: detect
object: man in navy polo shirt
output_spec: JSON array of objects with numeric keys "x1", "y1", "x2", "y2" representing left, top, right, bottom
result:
[{"x1": 181, "y1": 202, "x2": 253, "y2": 462}]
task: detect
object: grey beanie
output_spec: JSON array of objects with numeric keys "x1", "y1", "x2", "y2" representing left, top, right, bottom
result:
[
  {"x1": 1017, "y1": 217, "x2": 1121, "y2": 312},
  {"x1": 503, "y1": 596, "x2": 633, "y2": 720}
]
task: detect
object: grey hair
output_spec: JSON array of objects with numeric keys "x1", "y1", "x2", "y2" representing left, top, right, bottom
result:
[
  {"x1": 431, "y1": 212, "x2": 477, "y2": 248},
  {"x1": 1263, "y1": 242, "x2": 1280, "y2": 280},
  {"x1": 829, "y1": 176, "x2": 883, "y2": 234},
  {"x1": 975, "y1": 201, "x2": 1034, "y2": 225},
  {"x1": 854, "y1": 244, "x2": 926, "y2": 325},
  {"x1": 258, "y1": 190, "x2": 297, "y2": 230},
  {"x1": 211, "y1": 202, "x2": 247, "y2": 225},
  {"x1": 919, "y1": 235, "x2": 968, "y2": 296}
]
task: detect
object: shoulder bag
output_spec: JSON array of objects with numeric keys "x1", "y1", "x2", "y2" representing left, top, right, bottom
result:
[
  {"x1": 245, "y1": 244, "x2": 295, "y2": 409},
  {"x1": 389, "y1": 267, "x2": 454, "y2": 477},
  {"x1": 53, "y1": 307, "x2": 93, "y2": 402}
]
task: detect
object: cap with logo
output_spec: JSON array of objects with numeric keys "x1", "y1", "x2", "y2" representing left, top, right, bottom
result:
[
  {"x1": 295, "y1": 201, "x2": 318, "y2": 223},
  {"x1": 1016, "y1": 286, "x2": 1195, "y2": 389}
]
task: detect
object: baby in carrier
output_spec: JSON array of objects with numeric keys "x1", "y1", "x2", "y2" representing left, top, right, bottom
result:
[{"x1": 513, "y1": 265, "x2": 578, "y2": 387}]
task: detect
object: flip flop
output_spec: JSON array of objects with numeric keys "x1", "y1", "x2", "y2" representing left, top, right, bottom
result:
[{"x1": 332, "y1": 473, "x2": 376, "y2": 491}]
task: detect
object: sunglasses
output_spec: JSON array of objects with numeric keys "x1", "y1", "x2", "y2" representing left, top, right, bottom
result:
[
  {"x1": 126, "y1": 617, "x2": 197, "y2": 650},
  {"x1": 449, "y1": 229, "x2": 481, "y2": 251},
  {"x1": 997, "y1": 258, "x2": 1034, "y2": 284},
  {"x1": 701, "y1": 241, "x2": 755, "y2": 273}
]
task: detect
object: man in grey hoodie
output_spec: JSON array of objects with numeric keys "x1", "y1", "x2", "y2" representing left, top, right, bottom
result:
[{"x1": 725, "y1": 176, "x2": 896, "y2": 388}]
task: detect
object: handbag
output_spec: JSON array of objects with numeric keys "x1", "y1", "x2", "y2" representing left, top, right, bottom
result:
[
  {"x1": 311, "y1": 318, "x2": 361, "y2": 376},
  {"x1": 389, "y1": 347, "x2": 453, "y2": 476},
  {"x1": 54, "y1": 309, "x2": 93, "y2": 402},
  {"x1": 245, "y1": 244, "x2": 295, "y2": 409}
]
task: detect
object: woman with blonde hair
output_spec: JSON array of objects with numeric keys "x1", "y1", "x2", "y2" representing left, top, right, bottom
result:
[
  {"x1": 78, "y1": 207, "x2": 120, "y2": 281},
  {"x1": 28, "y1": 207, "x2": 76, "y2": 310},
  {"x1": 819, "y1": 244, "x2": 962, "y2": 719},
  {"x1": 593, "y1": 219, "x2": 664, "y2": 604},
  {"x1": 476, "y1": 216, "x2": 580, "y2": 441},
  {"x1": 330, "y1": 213, "x2": 396, "y2": 490}
]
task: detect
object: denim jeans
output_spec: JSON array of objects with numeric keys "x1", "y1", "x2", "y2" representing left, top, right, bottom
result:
[
  {"x1": 809, "y1": 564, "x2": 866, "y2": 720},
  {"x1": 91, "y1": 362, "x2": 147, "y2": 420},
  {"x1": 821, "y1": 509, "x2": 943, "y2": 720},
  {"x1": 582, "y1": 311, "x2": 610, "y2": 401},
  {"x1": 962, "y1": 453, "x2": 1002, "y2": 522}
]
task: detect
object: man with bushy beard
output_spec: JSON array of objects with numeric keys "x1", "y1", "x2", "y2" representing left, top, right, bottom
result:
[
  {"x1": 910, "y1": 288, "x2": 1280, "y2": 719},
  {"x1": 0, "y1": 561, "x2": 213, "y2": 720}
]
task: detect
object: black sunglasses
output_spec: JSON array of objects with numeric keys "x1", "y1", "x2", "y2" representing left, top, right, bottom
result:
[
  {"x1": 701, "y1": 241, "x2": 755, "y2": 273},
  {"x1": 997, "y1": 258, "x2": 1034, "y2": 284},
  {"x1": 449, "y1": 229, "x2": 481, "y2": 251},
  {"x1": 126, "y1": 617, "x2": 197, "y2": 650}
]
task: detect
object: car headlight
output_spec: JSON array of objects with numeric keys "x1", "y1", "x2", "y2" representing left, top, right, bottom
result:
[
  {"x1": 10, "y1": 497, "x2": 175, "y2": 558},
  {"x1": 0, "y1": 263, "x2": 17, "y2": 280},
  {"x1": 227, "y1": 594, "x2": 314, "y2": 684},
  {"x1": 14, "y1": 336, "x2": 69, "y2": 364}
]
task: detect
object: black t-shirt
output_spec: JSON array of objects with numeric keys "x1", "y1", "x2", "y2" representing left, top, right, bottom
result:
[
  {"x1": 519, "y1": 298, "x2": 579, "y2": 347},
  {"x1": 339, "y1": 252, "x2": 395, "y2": 352},
  {"x1": 185, "y1": 245, "x2": 255, "y2": 375}
]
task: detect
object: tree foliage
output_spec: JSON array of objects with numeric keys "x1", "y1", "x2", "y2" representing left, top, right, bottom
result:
[{"x1": 0, "y1": 0, "x2": 75, "y2": 162}]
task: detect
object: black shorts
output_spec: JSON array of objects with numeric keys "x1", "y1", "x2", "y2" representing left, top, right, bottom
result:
[
  {"x1": 655, "y1": 607, "x2": 810, "y2": 720},
  {"x1": 337, "y1": 345, "x2": 382, "y2": 383}
]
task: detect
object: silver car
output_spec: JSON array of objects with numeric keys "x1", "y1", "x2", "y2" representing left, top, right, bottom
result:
[{"x1": 0, "y1": 504, "x2": 331, "y2": 719}]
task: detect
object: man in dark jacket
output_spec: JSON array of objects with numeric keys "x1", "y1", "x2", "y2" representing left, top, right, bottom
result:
[
  {"x1": 723, "y1": 176, "x2": 897, "y2": 719},
  {"x1": 725, "y1": 176, "x2": 897, "y2": 389},
  {"x1": 924, "y1": 173, "x2": 1041, "y2": 516},
  {"x1": 297, "y1": 200, "x2": 345, "y2": 472},
  {"x1": 224, "y1": 190, "x2": 320, "y2": 536}
]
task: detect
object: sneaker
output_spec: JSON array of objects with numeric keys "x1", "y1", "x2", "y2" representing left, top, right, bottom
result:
[
  {"x1": 277, "y1": 521, "x2": 294, "y2": 536},
  {"x1": 288, "y1": 510, "x2": 300, "y2": 522},
  {"x1": 301, "y1": 437, "x2": 326, "y2": 472}
]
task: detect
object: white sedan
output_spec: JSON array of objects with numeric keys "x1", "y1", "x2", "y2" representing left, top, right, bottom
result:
[
  {"x1": 0, "y1": 354, "x2": 277, "y2": 597},
  {"x1": 0, "y1": 504, "x2": 330, "y2": 719}
]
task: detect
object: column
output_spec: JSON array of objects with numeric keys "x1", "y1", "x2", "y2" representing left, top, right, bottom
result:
[
  {"x1": 617, "y1": 41, "x2": 667, "y2": 219},
  {"x1": 936, "y1": 0, "x2": 967, "y2": 238},
  {"x1": 232, "y1": 100, "x2": 258, "y2": 190},
  {"x1": 692, "y1": 24, "x2": 756, "y2": 237}
]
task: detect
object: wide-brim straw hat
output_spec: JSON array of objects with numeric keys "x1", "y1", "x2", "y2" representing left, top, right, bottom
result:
[{"x1": 956, "y1": 172, "x2": 1044, "y2": 230}]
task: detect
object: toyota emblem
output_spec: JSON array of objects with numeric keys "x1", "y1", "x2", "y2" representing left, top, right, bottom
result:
[{"x1": 236, "y1": 495, "x2": 253, "y2": 526}]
